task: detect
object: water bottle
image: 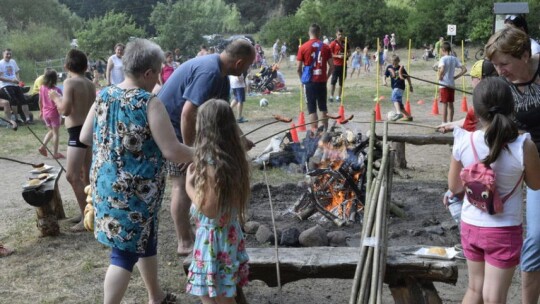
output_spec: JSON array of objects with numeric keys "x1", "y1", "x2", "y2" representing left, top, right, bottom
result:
[{"x1": 446, "y1": 190, "x2": 462, "y2": 224}]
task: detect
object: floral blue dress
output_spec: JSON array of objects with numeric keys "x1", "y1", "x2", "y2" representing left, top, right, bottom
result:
[
  {"x1": 90, "y1": 86, "x2": 165, "y2": 254},
  {"x1": 186, "y1": 205, "x2": 249, "y2": 297}
]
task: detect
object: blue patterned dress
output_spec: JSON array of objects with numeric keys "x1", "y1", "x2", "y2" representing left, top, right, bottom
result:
[
  {"x1": 186, "y1": 205, "x2": 249, "y2": 297},
  {"x1": 90, "y1": 86, "x2": 166, "y2": 254}
]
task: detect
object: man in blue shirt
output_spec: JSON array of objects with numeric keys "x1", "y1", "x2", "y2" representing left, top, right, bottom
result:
[{"x1": 158, "y1": 39, "x2": 255, "y2": 255}]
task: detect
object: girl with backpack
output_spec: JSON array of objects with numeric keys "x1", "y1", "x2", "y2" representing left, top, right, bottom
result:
[{"x1": 448, "y1": 77, "x2": 540, "y2": 303}]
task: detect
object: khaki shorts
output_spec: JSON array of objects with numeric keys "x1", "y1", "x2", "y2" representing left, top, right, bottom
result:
[{"x1": 166, "y1": 160, "x2": 187, "y2": 176}]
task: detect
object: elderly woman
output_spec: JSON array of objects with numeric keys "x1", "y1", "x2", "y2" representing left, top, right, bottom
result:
[
  {"x1": 80, "y1": 39, "x2": 193, "y2": 304},
  {"x1": 485, "y1": 26, "x2": 540, "y2": 304}
]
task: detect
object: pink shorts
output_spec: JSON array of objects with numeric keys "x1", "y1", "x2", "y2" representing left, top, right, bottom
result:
[
  {"x1": 43, "y1": 113, "x2": 61, "y2": 128},
  {"x1": 460, "y1": 221, "x2": 522, "y2": 268},
  {"x1": 439, "y1": 87, "x2": 455, "y2": 103}
]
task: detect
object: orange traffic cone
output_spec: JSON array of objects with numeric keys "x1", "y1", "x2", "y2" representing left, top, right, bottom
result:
[
  {"x1": 461, "y1": 96, "x2": 468, "y2": 113},
  {"x1": 290, "y1": 123, "x2": 299, "y2": 143},
  {"x1": 338, "y1": 105, "x2": 345, "y2": 123},
  {"x1": 297, "y1": 112, "x2": 306, "y2": 131},
  {"x1": 405, "y1": 99, "x2": 412, "y2": 115},
  {"x1": 431, "y1": 98, "x2": 439, "y2": 115},
  {"x1": 375, "y1": 102, "x2": 382, "y2": 121}
]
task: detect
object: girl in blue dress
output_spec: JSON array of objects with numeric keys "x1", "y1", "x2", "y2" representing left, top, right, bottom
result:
[{"x1": 185, "y1": 99, "x2": 250, "y2": 303}]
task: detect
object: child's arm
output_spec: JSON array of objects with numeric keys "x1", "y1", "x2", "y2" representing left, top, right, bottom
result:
[
  {"x1": 80, "y1": 103, "x2": 96, "y2": 147},
  {"x1": 400, "y1": 67, "x2": 413, "y2": 92},
  {"x1": 49, "y1": 78, "x2": 73, "y2": 116},
  {"x1": 106, "y1": 57, "x2": 113, "y2": 86},
  {"x1": 524, "y1": 138, "x2": 540, "y2": 190},
  {"x1": 448, "y1": 156, "x2": 465, "y2": 195},
  {"x1": 437, "y1": 64, "x2": 446, "y2": 81},
  {"x1": 38, "y1": 91, "x2": 43, "y2": 118},
  {"x1": 454, "y1": 65, "x2": 468, "y2": 80}
]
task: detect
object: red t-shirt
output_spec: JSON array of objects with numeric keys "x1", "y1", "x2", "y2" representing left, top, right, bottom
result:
[
  {"x1": 297, "y1": 39, "x2": 332, "y2": 83},
  {"x1": 329, "y1": 39, "x2": 345, "y2": 66},
  {"x1": 463, "y1": 108, "x2": 478, "y2": 132}
]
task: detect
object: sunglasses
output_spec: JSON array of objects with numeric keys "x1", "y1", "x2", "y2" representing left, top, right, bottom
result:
[{"x1": 505, "y1": 15, "x2": 519, "y2": 21}]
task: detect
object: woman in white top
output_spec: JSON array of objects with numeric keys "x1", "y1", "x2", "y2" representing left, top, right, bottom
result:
[{"x1": 106, "y1": 43, "x2": 125, "y2": 85}]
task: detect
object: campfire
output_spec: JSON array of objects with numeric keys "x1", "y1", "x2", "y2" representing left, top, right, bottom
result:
[{"x1": 291, "y1": 126, "x2": 368, "y2": 226}]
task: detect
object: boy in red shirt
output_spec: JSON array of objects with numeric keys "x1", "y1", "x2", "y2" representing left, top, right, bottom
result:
[{"x1": 329, "y1": 28, "x2": 347, "y2": 103}]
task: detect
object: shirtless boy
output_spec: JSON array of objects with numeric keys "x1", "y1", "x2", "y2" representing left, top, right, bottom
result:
[{"x1": 49, "y1": 49, "x2": 96, "y2": 232}]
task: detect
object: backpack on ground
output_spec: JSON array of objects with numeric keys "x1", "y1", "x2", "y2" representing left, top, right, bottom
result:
[{"x1": 459, "y1": 132, "x2": 523, "y2": 215}]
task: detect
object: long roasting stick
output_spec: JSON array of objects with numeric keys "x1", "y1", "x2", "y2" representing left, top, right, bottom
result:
[
  {"x1": 242, "y1": 114, "x2": 292, "y2": 137},
  {"x1": 253, "y1": 115, "x2": 342, "y2": 145}
]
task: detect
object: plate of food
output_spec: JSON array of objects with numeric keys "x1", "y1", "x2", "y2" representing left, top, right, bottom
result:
[
  {"x1": 30, "y1": 173, "x2": 56, "y2": 182},
  {"x1": 413, "y1": 246, "x2": 457, "y2": 260},
  {"x1": 22, "y1": 178, "x2": 46, "y2": 190},
  {"x1": 30, "y1": 164, "x2": 53, "y2": 174}
]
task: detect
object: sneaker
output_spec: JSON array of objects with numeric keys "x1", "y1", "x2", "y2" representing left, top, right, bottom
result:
[
  {"x1": 237, "y1": 117, "x2": 248, "y2": 123},
  {"x1": 455, "y1": 251, "x2": 466, "y2": 260},
  {"x1": 335, "y1": 96, "x2": 341, "y2": 103},
  {"x1": 390, "y1": 113, "x2": 403, "y2": 121},
  {"x1": 329, "y1": 96, "x2": 334, "y2": 103},
  {"x1": 25, "y1": 119, "x2": 34, "y2": 125}
]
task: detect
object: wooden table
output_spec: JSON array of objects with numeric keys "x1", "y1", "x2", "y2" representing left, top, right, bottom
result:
[{"x1": 21, "y1": 167, "x2": 65, "y2": 236}]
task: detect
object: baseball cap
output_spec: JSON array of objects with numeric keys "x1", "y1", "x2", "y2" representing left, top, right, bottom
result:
[{"x1": 470, "y1": 59, "x2": 498, "y2": 79}]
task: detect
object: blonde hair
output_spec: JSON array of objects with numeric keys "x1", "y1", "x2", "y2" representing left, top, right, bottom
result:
[{"x1": 193, "y1": 99, "x2": 250, "y2": 224}]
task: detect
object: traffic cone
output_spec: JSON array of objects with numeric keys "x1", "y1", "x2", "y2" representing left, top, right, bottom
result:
[
  {"x1": 297, "y1": 112, "x2": 306, "y2": 131},
  {"x1": 375, "y1": 102, "x2": 382, "y2": 121},
  {"x1": 290, "y1": 123, "x2": 299, "y2": 143},
  {"x1": 338, "y1": 105, "x2": 345, "y2": 123},
  {"x1": 431, "y1": 98, "x2": 439, "y2": 115},
  {"x1": 405, "y1": 99, "x2": 412, "y2": 115},
  {"x1": 461, "y1": 96, "x2": 468, "y2": 113}
]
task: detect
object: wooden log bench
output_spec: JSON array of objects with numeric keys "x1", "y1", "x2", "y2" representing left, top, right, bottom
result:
[
  {"x1": 21, "y1": 167, "x2": 66, "y2": 236},
  {"x1": 374, "y1": 133, "x2": 454, "y2": 169},
  {"x1": 183, "y1": 245, "x2": 458, "y2": 304}
]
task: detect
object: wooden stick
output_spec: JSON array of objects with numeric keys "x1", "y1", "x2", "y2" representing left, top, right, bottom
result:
[
  {"x1": 242, "y1": 114, "x2": 292, "y2": 137},
  {"x1": 261, "y1": 162, "x2": 283, "y2": 303},
  {"x1": 0, "y1": 156, "x2": 44, "y2": 168},
  {"x1": 366, "y1": 111, "x2": 376, "y2": 198},
  {"x1": 26, "y1": 126, "x2": 66, "y2": 172},
  {"x1": 253, "y1": 116, "x2": 342, "y2": 145},
  {"x1": 407, "y1": 74, "x2": 472, "y2": 95},
  {"x1": 350, "y1": 120, "x2": 438, "y2": 130}
]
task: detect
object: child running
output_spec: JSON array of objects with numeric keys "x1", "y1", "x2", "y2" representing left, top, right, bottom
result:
[
  {"x1": 185, "y1": 99, "x2": 250, "y2": 304},
  {"x1": 384, "y1": 55, "x2": 413, "y2": 121},
  {"x1": 448, "y1": 77, "x2": 540, "y2": 303},
  {"x1": 38, "y1": 69, "x2": 64, "y2": 159}
]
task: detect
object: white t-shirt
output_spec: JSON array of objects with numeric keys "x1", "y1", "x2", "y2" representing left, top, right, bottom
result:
[
  {"x1": 0, "y1": 59, "x2": 19, "y2": 88},
  {"x1": 229, "y1": 75, "x2": 245, "y2": 89},
  {"x1": 531, "y1": 38, "x2": 540, "y2": 55},
  {"x1": 452, "y1": 128, "x2": 527, "y2": 227},
  {"x1": 438, "y1": 55, "x2": 462, "y2": 87}
]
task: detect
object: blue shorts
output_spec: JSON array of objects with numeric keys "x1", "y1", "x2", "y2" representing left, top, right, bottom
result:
[
  {"x1": 110, "y1": 224, "x2": 157, "y2": 272},
  {"x1": 522, "y1": 187, "x2": 540, "y2": 271},
  {"x1": 232, "y1": 88, "x2": 245, "y2": 103},
  {"x1": 391, "y1": 88, "x2": 404, "y2": 108}
]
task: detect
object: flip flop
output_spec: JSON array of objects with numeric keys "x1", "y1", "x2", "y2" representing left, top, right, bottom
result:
[{"x1": 38, "y1": 146, "x2": 47, "y2": 157}]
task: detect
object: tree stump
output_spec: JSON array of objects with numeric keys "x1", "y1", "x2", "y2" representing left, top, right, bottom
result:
[{"x1": 21, "y1": 167, "x2": 65, "y2": 237}]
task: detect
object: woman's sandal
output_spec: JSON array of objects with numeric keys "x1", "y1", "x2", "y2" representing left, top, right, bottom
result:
[{"x1": 160, "y1": 292, "x2": 177, "y2": 304}]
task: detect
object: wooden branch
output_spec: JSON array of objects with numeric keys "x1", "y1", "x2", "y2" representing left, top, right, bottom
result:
[{"x1": 374, "y1": 134, "x2": 454, "y2": 145}]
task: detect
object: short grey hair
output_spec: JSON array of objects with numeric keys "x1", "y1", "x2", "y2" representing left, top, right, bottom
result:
[
  {"x1": 224, "y1": 39, "x2": 255, "y2": 61},
  {"x1": 122, "y1": 39, "x2": 164, "y2": 77}
]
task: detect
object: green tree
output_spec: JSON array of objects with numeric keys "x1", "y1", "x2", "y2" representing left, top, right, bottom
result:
[
  {"x1": 76, "y1": 11, "x2": 146, "y2": 58},
  {"x1": 150, "y1": 0, "x2": 242, "y2": 56}
]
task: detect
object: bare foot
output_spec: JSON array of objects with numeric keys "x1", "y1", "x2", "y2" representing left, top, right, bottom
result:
[
  {"x1": 177, "y1": 243, "x2": 193, "y2": 256},
  {"x1": 69, "y1": 221, "x2": 86, "y2": 233},
  {"x1": 66, "y1": 214, "x2": 82, "y2": 224},
  {"x1": 38, "y1": 146, "x2": 47, "y2": 157},
  {"x1": 53, "y1": 153, "x2": 65, "y2": 159},
  {"x1": 0, "y1": 244, "x2": 14, "y2": 257}
]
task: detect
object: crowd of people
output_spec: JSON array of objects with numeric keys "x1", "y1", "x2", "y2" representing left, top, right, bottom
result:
[{"x1": 2, "y1": 13, "x2": 540, "y2": 304}]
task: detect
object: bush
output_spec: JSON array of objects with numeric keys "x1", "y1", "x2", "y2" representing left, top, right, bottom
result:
[{"x1": 6, "y1": 23, "x2": 71, "y2": 62}]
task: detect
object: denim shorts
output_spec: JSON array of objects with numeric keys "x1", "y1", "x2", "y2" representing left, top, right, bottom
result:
[
  {"x1": 461, "y1": 221, "x2": 522, "y2": 268},
  {"x1": 521, "y1": 187, "x2": 540, "y2": 272},
  {"x1": 391, "y1": 88, "x2": 404, "y2": 104}
]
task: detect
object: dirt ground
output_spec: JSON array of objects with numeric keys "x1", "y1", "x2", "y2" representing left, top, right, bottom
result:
[{"x1": 0, "y1": 54, "x2": 525, "y2": 303}]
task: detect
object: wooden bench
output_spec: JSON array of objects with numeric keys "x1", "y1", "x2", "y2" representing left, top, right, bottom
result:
[
  {"x1": 183, "y1": 245, "x2": 458, "y2": 304},
  {"x1": 21, "y1": 167, "x2": 66, "y2": 236}
]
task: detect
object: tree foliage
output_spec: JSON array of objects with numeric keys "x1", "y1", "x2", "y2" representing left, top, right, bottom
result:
[
  {"x1": 76, "y1": 11, "x2": 145, "y2": 59},
  {"x1": 149, "y1": 0, "x2": 242, "y2": 56}
]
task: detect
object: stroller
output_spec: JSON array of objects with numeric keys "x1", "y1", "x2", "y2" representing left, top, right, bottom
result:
[{"x1": 250, "y1": 65, "x2": 277, "y2": 92}]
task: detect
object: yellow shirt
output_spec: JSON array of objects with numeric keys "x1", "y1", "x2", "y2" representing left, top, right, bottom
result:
[{"x1": 30, "y1": 75, "x2": 45, "y2": 95}]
